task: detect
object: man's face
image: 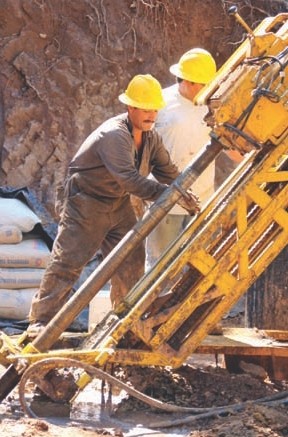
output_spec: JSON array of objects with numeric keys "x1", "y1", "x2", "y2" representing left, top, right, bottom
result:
[
  {"x1": 179, "y1": 80, "x2": 205, "y2": 102},
  {"x1": 128, "y1": 106, "x2": 158, "y2": 132}
]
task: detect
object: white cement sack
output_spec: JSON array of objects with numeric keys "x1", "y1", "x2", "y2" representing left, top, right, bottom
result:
[
  {"x1": 0, "y1": 238, "x2": 50, "y2": 268},
  {"x1": 0, "y1": 288, "x2": 36, "y2": 320},
  {"x1": 0, "y1": 267, "x2": 45, "y2": 289},
  {"x1": 0, "y1": 225, "x2": 22, "y2": 244},
  {"x1": 0, "y1": 198, "x2": 40, "y2": 232}
]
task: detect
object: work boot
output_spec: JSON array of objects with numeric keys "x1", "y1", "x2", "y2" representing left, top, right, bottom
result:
[{"x1": 27, "y1": 321, "x2": 46, "y2": 337}]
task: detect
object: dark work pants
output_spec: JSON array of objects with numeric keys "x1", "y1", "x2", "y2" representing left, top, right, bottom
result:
[{"x1": 29, "y1": 191, "x2": 145, "y2": 323}]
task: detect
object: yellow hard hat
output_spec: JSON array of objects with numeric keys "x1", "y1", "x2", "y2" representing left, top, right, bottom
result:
[
  {"x1": 169, "y1": 48, "x2": 216, "y2": 84},
  {"x1": 119, "y1": 74, "x2": 166, "y2": 110}
]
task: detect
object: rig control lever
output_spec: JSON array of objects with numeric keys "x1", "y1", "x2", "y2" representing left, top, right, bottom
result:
[{"x1": 228, "y1": 5, "x2": 254, "y2": 36}]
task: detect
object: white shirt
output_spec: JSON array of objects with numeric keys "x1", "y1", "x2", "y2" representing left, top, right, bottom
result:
[{"x1": 155, "y1": 84, "x2": 215, "y2": 214}]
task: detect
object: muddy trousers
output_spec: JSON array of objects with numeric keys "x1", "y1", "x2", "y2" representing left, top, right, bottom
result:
[{"x1": 29, "y1": 192, "x2": 145, "y2": 324}]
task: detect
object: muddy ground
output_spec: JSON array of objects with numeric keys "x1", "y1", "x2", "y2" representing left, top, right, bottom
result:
[
  {"x1": 0, "y1": 358, "x2": 287, "y2": 437},
  {"x1": 0, "y1": 317, "x2": 287, "y2": 437}
]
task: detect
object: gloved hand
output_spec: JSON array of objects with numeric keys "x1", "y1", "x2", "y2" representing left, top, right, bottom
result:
[{"x1": 176, "y1": 188, "x2": 201, "y2": 216}]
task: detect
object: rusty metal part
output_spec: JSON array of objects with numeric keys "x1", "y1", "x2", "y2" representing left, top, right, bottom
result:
[{"x1": 31, "y1": 369, "x2": 78, "y2": 403}]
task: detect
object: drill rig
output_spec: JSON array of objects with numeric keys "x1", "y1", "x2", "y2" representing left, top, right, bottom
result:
[{"x1": 0, "y1": 7, "x2": 287, "y2": 416}]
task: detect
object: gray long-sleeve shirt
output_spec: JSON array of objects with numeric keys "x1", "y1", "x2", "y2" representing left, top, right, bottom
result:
[{"x1": 69, "y1": 113, "x2": 180, "y2": 207}]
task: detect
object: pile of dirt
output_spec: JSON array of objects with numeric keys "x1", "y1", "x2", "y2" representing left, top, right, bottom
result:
[
  {"x1": 111, "y1": 363, "x2": 288, "y2": 432},
  {"x1": 188, "y1": 404, "x2": 288, "y2": 436},
  {"x1": 114, "y1": 364, "x2": 281, "y2": 410}
]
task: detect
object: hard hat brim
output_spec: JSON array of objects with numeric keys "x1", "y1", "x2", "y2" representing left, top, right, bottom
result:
[
  {"x1": 169, "y1": 63, "x2": 184, "y2": 80},
  {"x1": 118, "y1": 93, "x2": 166, "y2": 110},
  {"x1": 170, "y1": 63, "x2": 208, "y2": 84}
]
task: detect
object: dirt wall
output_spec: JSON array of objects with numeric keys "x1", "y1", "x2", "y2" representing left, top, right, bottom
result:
[{"x1": 0, "y1": 0, "x2": 287, "y2": 216}]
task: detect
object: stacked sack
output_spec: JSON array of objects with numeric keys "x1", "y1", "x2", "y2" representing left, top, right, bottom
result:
[{"x1": 0, "y1": 198, "x2": 51, "y2": 321}]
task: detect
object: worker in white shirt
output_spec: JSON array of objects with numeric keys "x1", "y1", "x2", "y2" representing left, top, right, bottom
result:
[{"x1": 146, "y1": 48, "x2": 217, "y2": 269}]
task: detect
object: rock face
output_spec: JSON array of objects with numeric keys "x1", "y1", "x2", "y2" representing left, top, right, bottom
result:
[{"x1": 0, "y1": 0, "x2": 286, "y2": 216}]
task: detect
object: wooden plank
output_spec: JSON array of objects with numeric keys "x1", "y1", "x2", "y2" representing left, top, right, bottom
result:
[
  {"x1": 264, "y1": 330, "x2": 288, "y2": 341},
  {"x1": 195, "y1": 328, "x2": 288, "y2": 357}
]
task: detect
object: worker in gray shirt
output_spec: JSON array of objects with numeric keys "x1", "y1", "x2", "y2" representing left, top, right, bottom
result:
[{"x1": 28, "y1": 74, "x2": 200, "y2": 335}]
